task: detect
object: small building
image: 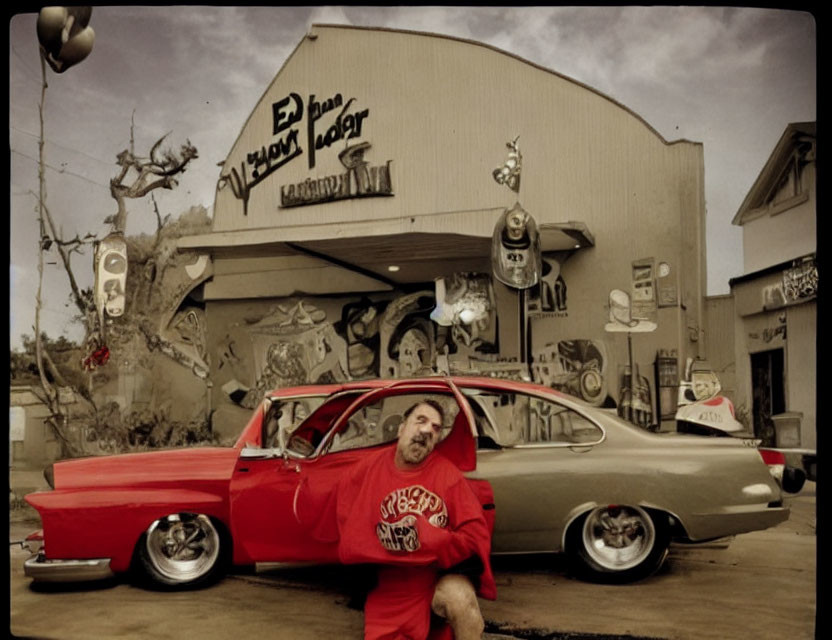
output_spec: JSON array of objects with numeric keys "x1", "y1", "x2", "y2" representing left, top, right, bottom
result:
[
  {"x1": 173, "y1": 25, "x2": 711, "y2": 439},
  {"x1": 9, "y1": 386, "x2": 79, "y2": 469},
  {"x1": 729, "y1": 122, "x2": 816, "y2": 450}
]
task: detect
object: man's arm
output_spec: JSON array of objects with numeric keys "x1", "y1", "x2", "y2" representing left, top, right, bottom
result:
[{"x1": 414, "y1": 478, "x2": 491, "y2": 570}]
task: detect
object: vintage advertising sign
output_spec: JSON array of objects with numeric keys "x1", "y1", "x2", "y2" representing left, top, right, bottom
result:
[{"x1": 630, "y1": 258, "x2": 657, "y2": 322}]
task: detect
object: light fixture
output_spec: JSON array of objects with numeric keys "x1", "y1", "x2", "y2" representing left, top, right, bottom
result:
[{"x1": 387, "y1": 265, "x2": 400, "y2": 272}]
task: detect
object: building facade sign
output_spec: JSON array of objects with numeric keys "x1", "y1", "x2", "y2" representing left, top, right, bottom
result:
[
  {"x1": 280, "y1": 143, "x2": 393, "y2": 208},
  {"x1": 219, "y1": 91, "x2": 373, "y2": 215}
]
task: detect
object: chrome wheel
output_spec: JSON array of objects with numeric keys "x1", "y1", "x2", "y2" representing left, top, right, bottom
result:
[
  {"x1": 144, "y1": 514, "x2": 220, "y2": 584},
  {"x1": 582, "y1": 505, "x2": 656, "y2": 571}
]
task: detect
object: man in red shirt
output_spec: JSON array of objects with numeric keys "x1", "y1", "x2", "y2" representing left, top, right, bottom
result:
[{"x1": 297, "y1": 399, "x2": 495, "y2": 640}]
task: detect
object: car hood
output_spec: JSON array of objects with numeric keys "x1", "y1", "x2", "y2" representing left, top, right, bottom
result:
[{"x1": 51, "y1": 447, "x2": 241, "y2": 490}]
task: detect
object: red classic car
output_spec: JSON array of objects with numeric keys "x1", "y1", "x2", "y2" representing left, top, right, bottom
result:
[{"x1": 23, "y1": 376, "x2": 790, "y2": 587}]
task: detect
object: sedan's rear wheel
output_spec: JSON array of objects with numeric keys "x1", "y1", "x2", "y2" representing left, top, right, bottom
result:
[
  {"x1": 136, "y1": 513, "x2": 226, "y2": 589},
  {"x1": 567, "y1": 505, "x2": 669, "y2": 583}
]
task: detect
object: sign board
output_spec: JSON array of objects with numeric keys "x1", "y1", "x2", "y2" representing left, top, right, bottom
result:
[{"x1": 10, "y1": 406, "x2": 25, "y2": 441}]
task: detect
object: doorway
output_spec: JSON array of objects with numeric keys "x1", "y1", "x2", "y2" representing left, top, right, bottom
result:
[{"x1": 750, "y1": 349, "x2": 785, "y2": 446}]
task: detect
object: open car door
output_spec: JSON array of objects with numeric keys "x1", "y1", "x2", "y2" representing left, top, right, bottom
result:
[{"x1": 228, "y1": 379, "x2": 494, "y2": 566}]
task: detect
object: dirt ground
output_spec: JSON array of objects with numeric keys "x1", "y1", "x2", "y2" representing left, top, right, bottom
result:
[{"x1": 9, "y1": 483, "x2": 817, "y2": 640}]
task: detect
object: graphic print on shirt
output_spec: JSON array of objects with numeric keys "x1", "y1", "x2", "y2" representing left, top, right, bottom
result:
[{"x1": 376, "y1": 485, "x2": 448, "y2": 552}]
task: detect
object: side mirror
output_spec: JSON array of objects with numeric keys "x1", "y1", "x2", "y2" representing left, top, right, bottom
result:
[{"x1": 240, "y1": 446, "x2": 280, "y2": 460}]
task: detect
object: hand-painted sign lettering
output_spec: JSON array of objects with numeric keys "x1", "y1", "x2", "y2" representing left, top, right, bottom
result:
[
  {"x1": 308, "y1": 94, "x2": 369, "y2": 169},
  {"x1": 280, "y1": 142, "x2": 392, "y2": 208},
  {"x1": 217, "y1": 90, "x2": 375, "y2": 215}
]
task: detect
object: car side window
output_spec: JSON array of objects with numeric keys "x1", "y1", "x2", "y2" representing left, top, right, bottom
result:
[
  {"x1": 528, "y1": 396, "x2": 602, "y2": 444},
  {"x1": 264, "y1": 397, "x2": 327, "y2": 449},
  {"x1": 467, "y1": 391, "x2": 602, "y2": 446},
  {"x1": 328, "y1": 393, "x2": 459, "y2": 454}
]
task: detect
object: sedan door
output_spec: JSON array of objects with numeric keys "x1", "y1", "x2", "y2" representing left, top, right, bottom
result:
[{"x1": 461, "y1": 388, "x2": 606, "y2": 553}]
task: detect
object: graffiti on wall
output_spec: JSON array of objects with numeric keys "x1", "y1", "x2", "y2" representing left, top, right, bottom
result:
[
  {"x1": 531, "y1": 340, "x2": 608, "y2": 406},
  {"x1": 762, "y1": 284, "x2": 787, "y2": 309},
  {"x1": 749, "y1": 313, "x2": 787, "y2": 345},
  {"x1": 217, "y1": 91, "x2": 374, "y2": 215},
  {"x1": 783, "y1": 256, "x2": 818, "y2": 301}
]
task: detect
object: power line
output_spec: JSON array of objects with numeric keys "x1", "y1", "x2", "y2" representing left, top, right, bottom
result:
[
  {"x1": 10, "y1": 148, "x2": 112, "y2": 190},
  {"x1": 11, "y1": 125, "x2": 118, "y2": 168},
  {"x1": 10, "y1": 45, "x2": 42, "y2": 84}
]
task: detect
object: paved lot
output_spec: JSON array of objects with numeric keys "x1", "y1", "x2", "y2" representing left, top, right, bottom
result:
[{"x1": 9, "y1": 483, "x2": 816, "y2": 639}]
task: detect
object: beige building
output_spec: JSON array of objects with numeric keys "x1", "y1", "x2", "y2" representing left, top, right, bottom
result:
[
  {"x1": 9, "y1": 386, "x2": 79, "y2": 469},
  {"x1": 174, "y1": 25, "x2": 710, "y2": 439},
  {"x1": 729, "y1": 122, "x2": 816, "y2": 451}
]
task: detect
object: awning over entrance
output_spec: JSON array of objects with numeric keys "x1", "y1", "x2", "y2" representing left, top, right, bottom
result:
[{"x1": 178, "y1": 210, "x2": 593, "y2": 288}]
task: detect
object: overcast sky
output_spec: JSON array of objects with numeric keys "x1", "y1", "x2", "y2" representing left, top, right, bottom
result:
[{"x1": 9, "y1": 6, "x2": 816, "y2": 349}]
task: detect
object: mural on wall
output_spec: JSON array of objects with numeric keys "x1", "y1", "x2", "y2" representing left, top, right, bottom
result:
[
  {"x1": 218, "y1": 274, "x2": 502, "y2": 408},
  {"x1": 246, "y1": 301, "x2": 350, "y2": 398},
  {"x1": 783, "y1": 256, "x2": 818, "y2": 301},
  {"x1": 531, "y1": 339, "x2": 608, "y2": 406},
  {"x1": 528, "y1": 257, "x2": 567, "y2": 316},
  {"x1": 217, "y1": 91, "x2": 376, "y2": 215},
  {"x1": 431, "y1": 272, "x2": 496, "y2": 350},
  {"x1": 380, "y1": 292, "x2": 439, "y2": 378},
  {"x1": 334, "y1": 296, "x2": 388, "y2": 378},
  {"x1": 169, "y1": 308, "x2": 209, "y2": 366}
]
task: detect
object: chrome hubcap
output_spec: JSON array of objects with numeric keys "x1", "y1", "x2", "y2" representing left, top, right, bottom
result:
[
  {"x1": 146, "y1": 514, "x2": 219, "y2": 582},
  {"x1": 582, "y1": 505, "x2": 655, "y2": 570}
]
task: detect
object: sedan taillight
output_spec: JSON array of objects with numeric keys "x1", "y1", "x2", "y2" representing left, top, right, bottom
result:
[{"x1": 759, "y1": 448, "x2": 785, "y2": 482}]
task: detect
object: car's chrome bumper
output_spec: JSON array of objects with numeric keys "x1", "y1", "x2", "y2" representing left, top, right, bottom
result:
[{"x1": 24, "y1": 553, "x2": 115, "y2": 582}]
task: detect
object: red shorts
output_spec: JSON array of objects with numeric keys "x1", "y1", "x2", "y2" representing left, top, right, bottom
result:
[{"x1": 364, "y1": 565, "x2": 439, "y2": 640}]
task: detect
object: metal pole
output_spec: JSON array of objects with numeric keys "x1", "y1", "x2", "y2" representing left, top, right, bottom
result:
[{"x1": 628, "y1": 330, "x2": 636, "y2": 423}]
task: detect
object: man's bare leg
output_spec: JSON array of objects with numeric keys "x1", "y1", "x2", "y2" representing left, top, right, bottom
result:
[{"x1": 431, "y1": 574, "x2": 484, "y2": 640}]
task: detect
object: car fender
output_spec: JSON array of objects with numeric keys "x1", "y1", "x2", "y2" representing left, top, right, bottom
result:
[
  {"x1": 26, "y1": 487, "x2": 229, "y2": 573},
  {"x1": 559, "y1": 500, "x2": 685, "y2": 552},
  {"x1": 560, "y1": 501, "x2": 599, "y2": 550}
]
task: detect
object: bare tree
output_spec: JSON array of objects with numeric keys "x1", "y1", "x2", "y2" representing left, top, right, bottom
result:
[
  {"x1": 106, "y1": 113, "x2": 198, "y2": 234},
  {"x1": 29, "y1": 56, "x2": 199, "y2": 458}
]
